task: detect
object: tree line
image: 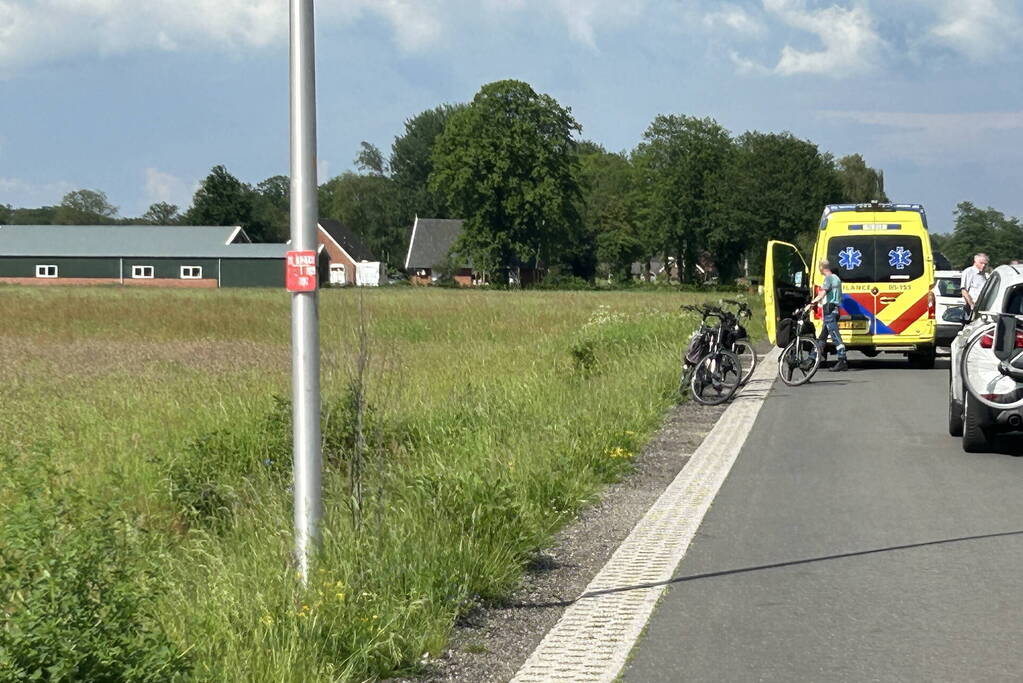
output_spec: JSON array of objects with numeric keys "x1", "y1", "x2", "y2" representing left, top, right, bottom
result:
[
  {"x1": 931, "y1": 203, "x2": 1023, "y2": 270},
  {"x1": 3, "y1": 79, "x2": 897, "y2": 282}
]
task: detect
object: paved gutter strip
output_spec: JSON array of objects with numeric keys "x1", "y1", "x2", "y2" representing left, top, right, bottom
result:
[{"x1": 512, "y1": 348, "x2": 779, "y2": 683}]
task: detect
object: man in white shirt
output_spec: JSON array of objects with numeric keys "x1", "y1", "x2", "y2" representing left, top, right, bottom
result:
[{"x1": 961, "y1": 253, "x2": 989, "y2": 315}]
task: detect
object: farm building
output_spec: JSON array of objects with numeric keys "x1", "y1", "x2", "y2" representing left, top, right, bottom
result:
[
  {"x1": 404, "y1": 217, "x2": 473, "y2": 286},
  {"x1": 403, "y1": 217, "x2": 542, "y2": 286},
  {"x1": 0, "y1": 221, "x2": 384, "y2": 288},
  {"x1": 317, "y1": 219, "x2": 384, "y2": 286}
]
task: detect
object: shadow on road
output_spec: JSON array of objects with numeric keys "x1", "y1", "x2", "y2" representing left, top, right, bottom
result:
[
  {"x1": 511, "y1": 529, "x2": 1023, "y2": 610},
  {"x1": 980, "y1": 434, "x2": 1023, "y2": 457},
  {"x1": 835, "y1": 357, "x2": 951, "y2": 371}
]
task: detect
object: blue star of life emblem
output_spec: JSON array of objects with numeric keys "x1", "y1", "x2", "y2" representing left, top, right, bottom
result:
[
  {"x1": 888, "y1": 246, "x2": 913, "y2": 270},
  {"x1": 838, "y1": 246, "x2": 862, "y2": 270}
]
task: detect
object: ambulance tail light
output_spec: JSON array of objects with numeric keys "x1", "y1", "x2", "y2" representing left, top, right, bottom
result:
[
  {"x1": 812, "y1": 286, "x2": 822, "y2": 319},
  {"x1": 979, "y1": 331, "x2": 1023, "y2": 349},
  {"x1": 927, "y1": 291, "x2": 936, "y2": 319}
]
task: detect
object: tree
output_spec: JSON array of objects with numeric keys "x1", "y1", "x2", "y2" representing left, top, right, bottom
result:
[
  {"x1": 252, "y1": 175, "x2": 290, "y2": 241},
  {"x1": 140, "y1": 202, "x2": 181, "y2": 225},
  {"x1": 633, "y1": 115, "x2": 733, "y2": 282},
  {"x1": 596, "y1": 200, "x2": 644, "y2": 282},
  {"x1": 576, "y1": 142, "x2": 637, "y2": 279},
  {"x1": 319, "y1": 172, "x2": 402, "y2": 265},
  {"x1": 355, "y1": 142, "x2": 388, "y2": 177},
  {"x1": 836, "y1": 154, "x2": 887, "y2": 203},
  {"x1": 430, "y1": 79, "x2": 584, "y2": 281},
  {"x1": 7, "y1": 206, "x2": 58, "y2": 224},
  {"x1": 184, "y1": 165, "x2": 281, "y2": 242},
  {"x1": 712, "y1": 131, "x2": 841, "y2": 278},
  {"x1": 54, "y1": 189, "x2": 118, "y2": 224},
  {"x1": 390, "y1": 104, "x2": 464, "y2": 223},
  {"x1": 944, "y1": 202, "x2": 1023, "y2": 268},
  {"x1": 0, "y1": 204, "x2": 11, "y2": 224}
]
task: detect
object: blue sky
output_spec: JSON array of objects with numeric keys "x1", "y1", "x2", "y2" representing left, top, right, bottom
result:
[{"x1": 2, "y1": 0, "x2": 1022, "y2": 232}]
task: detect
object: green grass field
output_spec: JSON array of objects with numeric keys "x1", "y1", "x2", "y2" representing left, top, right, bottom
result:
[{"x1": 0, "y1": 286, "x2": 762, "y2": 681}]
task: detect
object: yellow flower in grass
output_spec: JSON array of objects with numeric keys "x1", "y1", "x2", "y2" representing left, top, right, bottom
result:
[
  {"x1": 336, "y1": 592, "x2": 346, "y2": 602},
  {"x1": 607, "y1": 447, "x2": 633, "y2": 459},
  {"x1": 261, "y1": 614, "x2": 274, "y2": 626}
]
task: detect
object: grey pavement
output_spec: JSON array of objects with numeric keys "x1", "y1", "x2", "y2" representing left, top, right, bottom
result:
[{"x1": 624, "y1": 353, "x2": 1023, "y2": 682}]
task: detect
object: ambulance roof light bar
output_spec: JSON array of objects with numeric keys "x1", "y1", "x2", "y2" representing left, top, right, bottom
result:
[{"x1": 822, "y1": 201, "x2": 925, "y2": 214}]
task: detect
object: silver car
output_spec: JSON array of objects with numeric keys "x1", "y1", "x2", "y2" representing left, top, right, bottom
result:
[{"x1": 948, "y1": 264, "x2": 1023, "y2": 452}]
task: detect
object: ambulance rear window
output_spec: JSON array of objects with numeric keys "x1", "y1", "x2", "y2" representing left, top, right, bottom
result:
[{"x1": 827, "y1": 235, "x2": 924, "y2": 283}]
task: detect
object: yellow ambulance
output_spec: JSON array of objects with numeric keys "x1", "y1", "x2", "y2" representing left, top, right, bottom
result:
[{"x1": 765, "y1": 202, "x2": 937, "y2": 367}]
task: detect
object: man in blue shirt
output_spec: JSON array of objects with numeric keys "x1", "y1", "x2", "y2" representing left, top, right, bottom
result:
[{"x1": 810, "y1": 259, "x2": 848, "y2": 372}]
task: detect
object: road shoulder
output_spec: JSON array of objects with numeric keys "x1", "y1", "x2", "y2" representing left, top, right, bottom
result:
[{"x1": 414, "y1": 388, "x2": 729, "y2": 681}]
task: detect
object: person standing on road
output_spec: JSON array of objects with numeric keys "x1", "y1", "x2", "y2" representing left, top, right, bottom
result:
[
  {"x1": 960, "y1": 253, "x2": 990, "y2": 316},
  {"x1": 811, "y1": 259, "x2": 848, "y2": 372}
]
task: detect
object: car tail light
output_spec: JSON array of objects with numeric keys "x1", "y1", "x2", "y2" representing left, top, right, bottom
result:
[
  {"x1": 927, "y1": 291, "x2": 935, "y2": 319},
  {"x1": 979, "y1": 331, "x2": 1023, "y2": 349}
]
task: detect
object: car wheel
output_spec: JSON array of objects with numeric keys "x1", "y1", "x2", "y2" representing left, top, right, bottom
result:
[
  {"x1": 911, "y1": 345, "x2": 937, "y2": 369},
  {"x1": 962, "y1": 395, "x2": 992, "y2": 453},
  {"x1": 948, "y1": 380, "x2": 964, "y2": 437}
]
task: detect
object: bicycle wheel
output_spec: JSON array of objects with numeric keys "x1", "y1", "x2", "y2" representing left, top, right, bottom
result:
[
  {"x1": 690, "y1": 350, "x2": 743, "y2": 405},
  {"x1": 778, "y1": 337, "x2": 821, "y2": 386},
  {"x1": 733, "y1": 339, "x2": 758, "y2": 386},
  {"x1": 678, "y1": 362, "x2": 694, "y2": 400}
]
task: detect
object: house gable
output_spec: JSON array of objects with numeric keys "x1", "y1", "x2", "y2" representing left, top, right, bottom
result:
[{"x1": 404, "y1": 217, "x2": 466, "y2": 270}]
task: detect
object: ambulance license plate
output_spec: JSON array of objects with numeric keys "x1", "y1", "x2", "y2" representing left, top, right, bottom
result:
[{"x1": 838, "y1": 321, "x2": 867, "y2": 331}]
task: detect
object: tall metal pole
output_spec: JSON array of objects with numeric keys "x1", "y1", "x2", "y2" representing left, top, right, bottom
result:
[{"x1": 290, "y1": 0, "x2": 322, "y2": 584}]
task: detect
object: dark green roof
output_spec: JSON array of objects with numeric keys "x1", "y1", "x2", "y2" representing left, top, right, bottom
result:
[{"x1": 0, "y1": 225, "x2": 288, "y2": 259}]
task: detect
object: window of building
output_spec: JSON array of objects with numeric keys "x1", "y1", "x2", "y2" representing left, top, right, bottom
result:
[
  {"x1": 132, "y1": 265, "x2": 155, "y2": 279},
  {"x1": 35, "y1": 265, "x2": 58, "y2": 278},
  {"x1": 180, "y1": 266, "x2": 202, "y2": 279}
]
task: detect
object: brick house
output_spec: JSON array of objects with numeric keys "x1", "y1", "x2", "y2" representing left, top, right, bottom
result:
[
  {"x1": 317, "y1": 219, "x2": 383, "y2": 286},
  {"x1": 403, "y1": 217, "x2": 474, "y2": 286}
]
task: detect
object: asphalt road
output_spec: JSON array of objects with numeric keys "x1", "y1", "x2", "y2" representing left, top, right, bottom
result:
[{"x1": 624, "y1": 353, "x2": 1023, "y2": 682}]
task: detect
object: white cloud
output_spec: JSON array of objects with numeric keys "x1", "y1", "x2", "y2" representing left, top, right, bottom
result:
[
  {"x1": 729, "y1": 50, "x2": 769, "y2": 75},
  {"x1": 0, "y1": 0, "x2": 652, "y2": 73},
  {"x1": 0, "y1": 0, "x2": 449, "y2": 74},
  {"x1": 551, "y1": 0, "x2": 646, "y2": 49},
  {"x1": 762, "y1": 0, "x2": 880, "y2": 76},
  {"x1": 704, "y1": 6, "x2": 764, "y2": 36},
  {"x1": 143, "y1": 168, "x2": 195, "y2": 212},
  {"x1": 0, "y1": 0, "x2": 285, "y2": 74},
  {"x1": 927, "y1": 0, "x2": 1022, "y2": 61}
]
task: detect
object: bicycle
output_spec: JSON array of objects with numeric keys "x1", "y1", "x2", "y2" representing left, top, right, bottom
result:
[
  {"x1": 722, "y1": 299, "x2": 757, "y2": 386},
  {"x1": 681, "y1": 304, "x2": 743, "y2": 405},
  {"x1": 679, "y1": 304, "x2": 713, "y2": 393},
  {"x1": 777, "y1": 305, "x2": 821, "y2": 386}
]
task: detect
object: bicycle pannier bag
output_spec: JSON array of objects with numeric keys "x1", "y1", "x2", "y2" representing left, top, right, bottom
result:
[{"x1": 776, "y1": 318, "x2": 794, "y2": 348}]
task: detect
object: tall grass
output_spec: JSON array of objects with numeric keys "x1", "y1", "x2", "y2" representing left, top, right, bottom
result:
[{"x1": 0, "y1": 286, "x2": 762, "y2": 681}]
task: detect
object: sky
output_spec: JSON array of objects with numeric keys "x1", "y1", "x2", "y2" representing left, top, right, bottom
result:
[{"x1": 1, "y1": 0, "x2": 1022, "y2": 232}]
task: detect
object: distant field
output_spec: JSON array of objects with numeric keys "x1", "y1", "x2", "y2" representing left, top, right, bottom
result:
[{"x1": 0, "y1": 285, "x2": 762, "y2": 681}]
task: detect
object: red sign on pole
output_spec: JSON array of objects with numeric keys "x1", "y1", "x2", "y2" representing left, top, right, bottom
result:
[{"x1": 286, "y1": 250, "x2": 318, "y2": 292}]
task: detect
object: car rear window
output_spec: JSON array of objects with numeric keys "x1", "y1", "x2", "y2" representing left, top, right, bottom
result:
[
  {"x1": 827, "y1": 235, "x2": 924, "y2": 283},
  {"x1": 936, "y1": 277, "x2": 962, "y2": 297},
  {"x1": 1005, "y1": 286, "x2": 1023, "y2": 315}
]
